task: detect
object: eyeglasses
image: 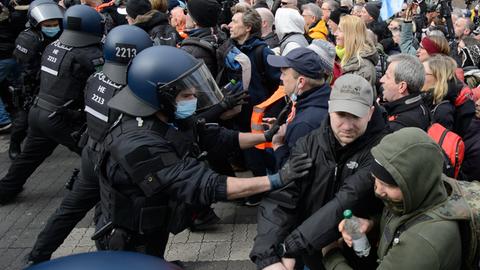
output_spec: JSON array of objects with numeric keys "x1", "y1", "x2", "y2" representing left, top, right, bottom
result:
[
  {"x1": 280, "y1": 1, "x2": 289, "y2": 5},
  {"x1": 390, "y1": 27, "x2": 401, "y2": 32}
]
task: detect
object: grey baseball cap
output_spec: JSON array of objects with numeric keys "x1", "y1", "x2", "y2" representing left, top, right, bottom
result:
[{"x1": 328, "y1": 74, "x2": 374, "y2": 117}]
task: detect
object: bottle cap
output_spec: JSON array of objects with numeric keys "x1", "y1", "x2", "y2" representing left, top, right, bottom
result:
[{"x1": 343, "y1": 209, "x2": 353, "y2": 219}]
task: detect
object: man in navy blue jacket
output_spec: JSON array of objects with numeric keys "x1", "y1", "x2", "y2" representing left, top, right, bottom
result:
[
  {"x1": 267, "y1": 46, "x2": 333, "y2": 168},
  {"x1": 227, "y1": 6, "x2": 281, "y2": 180}
]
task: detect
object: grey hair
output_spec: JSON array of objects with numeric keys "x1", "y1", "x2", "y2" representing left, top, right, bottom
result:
[
  {"x1": 387, "y1": 54, "x2": 425, "y2": 94},
  {"x1": 302, "y1": 3, "x2": 322, "y2": 20},
  {"x1": 256, "y1": 7, "x2": 274, "y2": 29},
  {"x1": 340, "y1": 0, "x2": 353, "y2": 8},
  {"x1": 428, "y1": 30, "x2": 445, "y2": 38},
  {"x1": 325, "y1": 0, "x2": 339, "y2": 11}
]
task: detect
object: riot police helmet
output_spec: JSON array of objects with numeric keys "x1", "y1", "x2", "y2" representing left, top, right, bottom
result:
[
  {"x1": 103, "y1": 25, "x2": 152, "y2": 85},
  {"x1": 27, "y1": 0, "x2": 64, "y2": 28},
  {"x1": 59, "y1": 5, "x2": 104, "y2": 47},
  {"x1": 108, "y1": 46, "x2": 223, "y2": 118}
]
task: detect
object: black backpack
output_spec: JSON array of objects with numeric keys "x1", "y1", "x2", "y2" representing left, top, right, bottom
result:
[
  {"x1": 150, "y1": 24, "x2": 179, "y2": 47},
  {"x1": 180, "y1": 37, "x2": 219, "y2": 77}
]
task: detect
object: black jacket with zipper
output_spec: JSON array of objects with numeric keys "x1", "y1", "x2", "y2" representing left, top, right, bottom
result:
[{"x1": 383, "y1": 93, "x2": 431, "y2": 132}]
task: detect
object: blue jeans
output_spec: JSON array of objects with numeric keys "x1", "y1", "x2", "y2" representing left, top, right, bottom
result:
[{"x1": 0, "y1": 58, "x2": 18, "y2": 124}]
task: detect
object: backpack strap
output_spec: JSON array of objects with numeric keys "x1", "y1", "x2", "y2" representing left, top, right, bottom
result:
[
  {"x1": 180, "y1": 37, "x2": 217, "y2": 56},
  {"x1": 253, "y1": 44, "x2": 267, "y2": 78},
  {"x1": 431, "y1": 100, "x2": 450, "y2": 121},
  {"x1": 392, "y1": 214, "x2": 433, "y2": 247}
]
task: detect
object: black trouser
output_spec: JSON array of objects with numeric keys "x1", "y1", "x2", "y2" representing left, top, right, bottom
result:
[
  {"x1": 10, "y1": 108, "x2": 28, "y2": 145},
  {"x1": 96, "y1": 226, "x2": 170, "y2": 259},
  {"x1": 28, "y1": 144, "x2": 100, "y2": 263},
  {"x1": 0, "y1": 106, "x2": 82, "y2": 197}
]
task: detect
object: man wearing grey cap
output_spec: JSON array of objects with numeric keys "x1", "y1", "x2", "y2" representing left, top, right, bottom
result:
[
  {"x1": 266, "y1": 46, "x2": 332, "y2": 168},
  {"x1": 250, "y1": 74, "x2": 389, "y2": 270}
]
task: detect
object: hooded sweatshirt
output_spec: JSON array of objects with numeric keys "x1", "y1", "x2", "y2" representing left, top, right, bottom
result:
[
  {"x1": 323, "y1": 127, "x2": 462, "y2": 270},
  {"x1": 341, "y1": 44, "x2": 379, "y2": 88},
  {"x1": 134, "y1": 10, "x2": 180, "y2": 46},
  {"x1": 274, "y1": 8, "x2": 309, "y2": 56}
]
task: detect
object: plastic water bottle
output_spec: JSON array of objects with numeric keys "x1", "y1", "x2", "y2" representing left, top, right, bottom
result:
[
  {"x1": 222, "y1": 79, "x2": 239, "y2": 93},
  {"x1": 343, "y1": 209, "x2": 371, "y2": 257}
]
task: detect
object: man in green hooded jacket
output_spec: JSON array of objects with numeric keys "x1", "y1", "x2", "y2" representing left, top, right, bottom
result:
[{"x1": 322, "y1": 127, "x2": 462, "y2": 270}]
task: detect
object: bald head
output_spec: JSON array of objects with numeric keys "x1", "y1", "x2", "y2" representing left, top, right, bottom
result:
[
  {"x1": 170, "y1": 6, "x2": 186, "y2": 30},
  {"x1": 256, "y1": 7, "x2": 274, "y2": 36}
]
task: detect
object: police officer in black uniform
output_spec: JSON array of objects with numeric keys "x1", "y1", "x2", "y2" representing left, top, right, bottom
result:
[
  {"x1": 95, "y1": 45, "x2": 312, "y2": 258},
  {"x1": 27, "y1": 25, "x2": 153, "y2": 265},
  {"x1": 9, "y1": 0, "x2": 64, "y2": 160},
  {"x1": 0, "y1": 5, "x2": 104, "y2": 204}
]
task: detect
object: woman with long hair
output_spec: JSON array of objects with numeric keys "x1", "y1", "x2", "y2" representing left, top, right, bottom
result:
[
  {"x1": 422, "y1": 55, "x2": 466, "y2": 133},
  {"x1": 416, "y1": 35, "x2": 450, "y2": 62},
  {"x1": 334, "y1": 15, "x2": 378, "y2": 87}
]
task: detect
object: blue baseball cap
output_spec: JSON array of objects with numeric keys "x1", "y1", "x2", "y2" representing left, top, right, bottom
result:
[{"x1": 267, "y1": 47, "x2": 325, "y2": 78}]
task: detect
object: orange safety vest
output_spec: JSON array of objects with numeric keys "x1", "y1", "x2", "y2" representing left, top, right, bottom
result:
[
  {"x1": 251, "y1": 86, "x2": 286, "y2": 150},
  {"x1": 95, "y1": 0, "x2": 115, "y2": 12}
]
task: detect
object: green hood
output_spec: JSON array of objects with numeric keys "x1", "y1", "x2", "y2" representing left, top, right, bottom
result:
[
  {"x1": 371, "y1": 128, "x2": 448, "y2": 258},
  {"x1": 371, "y1": 127, "x2": 447, "y2": 215}
]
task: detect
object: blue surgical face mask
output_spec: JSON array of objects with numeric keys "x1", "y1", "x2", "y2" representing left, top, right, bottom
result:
[
  {"x1": 174, "y1": 98, "x2": 197, "y2": 119},
  {"x1": 41, "y1": 26, "x2": 61, "y2": 38}
]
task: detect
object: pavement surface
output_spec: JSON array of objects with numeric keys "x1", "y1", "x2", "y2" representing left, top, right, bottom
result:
[{"x1": 0, "y1": 132, "x2": 259, "y2": 270}]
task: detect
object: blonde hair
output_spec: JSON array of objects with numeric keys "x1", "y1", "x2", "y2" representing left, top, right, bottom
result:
[
  {"x1": 428, "y1": 35, "x2": 451, "y2": 56},
  {"x1": 150, "y1": 0, "x2": 167, "y2": 13},
  {"x1": 339, "y1": 15, "x2": 375, "y2": 66},
  {"x1": 425, "y1": 55, "x2": 457, "y2": 104}
]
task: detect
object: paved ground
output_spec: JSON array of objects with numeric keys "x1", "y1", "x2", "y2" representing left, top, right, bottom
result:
[{"x1": 0, "y1": 132, "x2": 259, "y2": 270}]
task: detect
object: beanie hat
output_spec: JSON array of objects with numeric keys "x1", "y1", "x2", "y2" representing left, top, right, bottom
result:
[
  {"x1": 126, "y1": 0, "x2": 151, "y2": 19},
  {"x1": 187, "y1": 0, "x2": 221, "y2": 27},
  {"x1": 308, "y1": 39, "x2": 335, "y2": 74},
  {"x1": 421, "y1": 37, "x2": 441, "y2": 55},
  {"x1": 329, "y1": 6, "x2": 350, "y2": 25},
  {"x1": 364, "y1": 2, "x2": 380, "y2": 21},
  {"x1": 371, "y1": 159, "x2": 397, "y2": 186}
]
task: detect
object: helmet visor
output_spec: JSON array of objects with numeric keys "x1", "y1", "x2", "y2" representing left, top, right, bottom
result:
[
  {"x1": 158, "y1": 62, "x2": 223, "y2": 111},
  {"x1": 29, "y1": 4, "x2": 64, "y2": 26}
]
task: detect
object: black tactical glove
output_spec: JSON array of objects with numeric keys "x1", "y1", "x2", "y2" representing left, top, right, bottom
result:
[
  {"x1": 268, "y1": 153, "x2": 312, "y2": 189},
  {"x1": 219, "y1": 90, "x2": 249, "y2": 110},
  {"x1": 264, "y1": 102, "x2": 292, "y2": 142}
]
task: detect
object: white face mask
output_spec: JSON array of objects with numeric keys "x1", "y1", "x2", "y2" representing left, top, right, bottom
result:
[{"x1": 290, "y1": 79, "x2": 300, "y2": 102}]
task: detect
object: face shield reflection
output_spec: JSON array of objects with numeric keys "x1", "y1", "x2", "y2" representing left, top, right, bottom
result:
[{"x1": 158, "y1": 62, "x2": 223, "y2": 112}]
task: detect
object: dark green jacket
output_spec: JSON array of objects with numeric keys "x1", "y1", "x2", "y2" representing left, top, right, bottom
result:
[{"x1": 324, "y1": 128, "x2": 462, "y2": 270}]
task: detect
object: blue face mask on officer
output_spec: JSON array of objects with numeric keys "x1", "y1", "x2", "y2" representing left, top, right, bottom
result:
[
  {"x1": 41, "y1": 26, "x2": 61, "y2": 38},
  {"x1": 175, "y1": 98, "x2": 198, "y2": 119}
]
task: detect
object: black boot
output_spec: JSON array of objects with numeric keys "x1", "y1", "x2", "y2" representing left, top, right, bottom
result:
[
  {"x1": 190, "y1": 208, "x2": 220, "y2": 231},
  {"x1": 8, "y1": 141, "x2": 21, "y2": 160}
]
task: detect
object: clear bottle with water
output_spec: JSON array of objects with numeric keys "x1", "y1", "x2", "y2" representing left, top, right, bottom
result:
[
  {"x1": 222, "y1": 79, "x2": 238, "y2": 93},
  {"x1": 343, "y1": 209, "x2": 371, "y2": 257}
]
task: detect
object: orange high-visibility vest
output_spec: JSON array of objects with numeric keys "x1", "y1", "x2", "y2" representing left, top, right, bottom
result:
[
  {"x1": 251, "y1": 86, "x2": 286, "y2": 150},
  {"x1": 95, "y1": 0, "x2": 115, "y2": 12}
]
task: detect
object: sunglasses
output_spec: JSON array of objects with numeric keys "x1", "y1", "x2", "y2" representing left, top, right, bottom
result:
[{"x1": 280, "y1": 1, "x2": 288, "y2": 5}]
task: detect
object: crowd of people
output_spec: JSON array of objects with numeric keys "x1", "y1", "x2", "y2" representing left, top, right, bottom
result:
[{"x1": 0, "y1": 0, "x2": 480, "y2": 269}]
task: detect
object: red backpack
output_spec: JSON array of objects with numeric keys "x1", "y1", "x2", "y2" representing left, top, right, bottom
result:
[{"x1": 427, "y1": 123, "x2": 465, "y2": 178}]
